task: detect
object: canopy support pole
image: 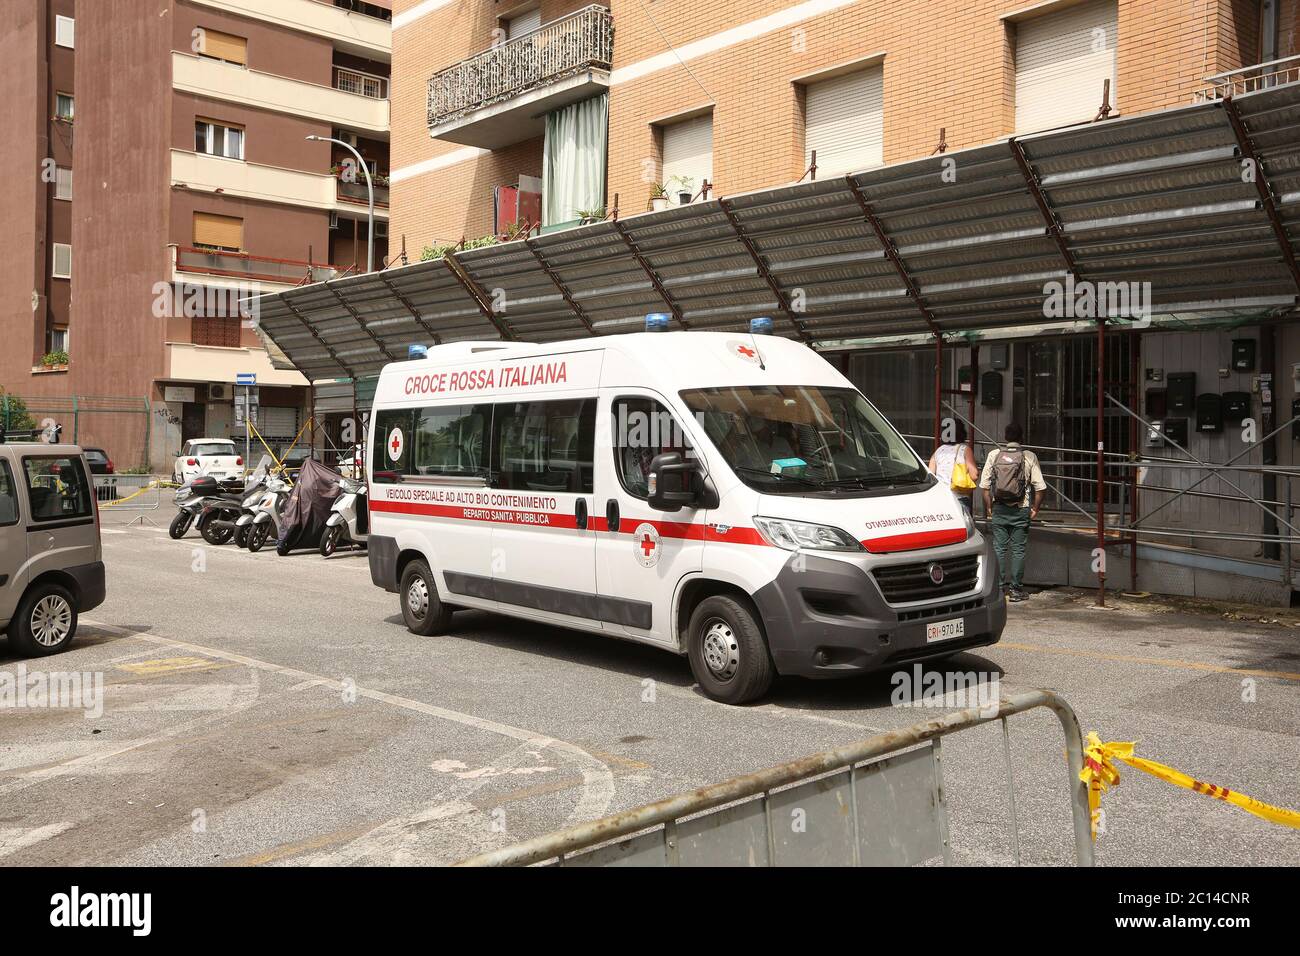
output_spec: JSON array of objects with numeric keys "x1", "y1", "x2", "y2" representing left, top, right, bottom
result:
[
  {"x1": 1222, "y1": 94, "x2": 1300, "y2": 292},
  {"x1": 526, "y1": 238, "x2": 596, "y2": 335},
  {"x1": 325, "y1": 281, "x2": 395, "y2": 363},
  {"x1": 718, "y1": 197, "x2": 811, "y2": 341},
  {"x1": 282, "y1": 298, "x2": 354, "y2": 379},
  {"x1": 613, "y1": 219, "x2": 687, "y2": 328},
  {"x1": 444, "y1": 256, "x2": 515, "y2": 340},
  {"x1": 377, "y1": 273, "x2": 443, "y2": 346}
]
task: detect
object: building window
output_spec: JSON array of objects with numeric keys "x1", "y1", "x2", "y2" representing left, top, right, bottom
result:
[
  {"x1": 54, "y1": 15, "x2": 75, "y2": 49},
  {"x1": 1014, "y1": 0, "x2": 1118, "y2": 133},
  {"x1": 803, "y1": 65, "x2": 884, "y2": 177},
  {"x1": 55, "y1": 93, "x2": 74, "y2": 121},
  {"x1": 192, "y1": 212, "x2": 243, "y2": 253},
  {"x1": 660, "y1": 113, "x2": 713, "y2": 205},
  {"x1": 195, "y1": 119, "x2": 245, "y2": 160},
  {"x1": 192, "y1": 316, "x2": 241, "y2": 348},
  {"x1": 52, "y1": 243, "x2": 72, "y2": 279},
  {"x1": 50, "y1": 328, "x2": 68, "y2": 353},
  {"x1": 504, "y1": 7, "x2": 541, "y2": 39},
  {"x1": 54, "y1": 166, "x2": 72, "y2": 201},
  {"x1": 197, "y1": 28, "x2": 247, "y2": 66}
]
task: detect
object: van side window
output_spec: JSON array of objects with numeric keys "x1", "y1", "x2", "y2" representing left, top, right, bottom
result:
[
  {"x1": 612, "y1": 397, "x2": 692, "y2": 499},
  {"x1": 22, "y1": 456, "x2": 91, "y2": 522},
  {"x1": 371, "y1": 405, "x2": 492, "y2": 483},
  {"x1": 0, "y1": 461, "x2": 18, "y2": 526},
  {"x1": 493, "y1": 399, "x2": 594, "y2": 493},
  {"x1": 413, "y1": 404, "x2": 490, "y2": 478}
]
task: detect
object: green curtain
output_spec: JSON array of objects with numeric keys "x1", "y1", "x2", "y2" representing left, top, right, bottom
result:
[{"x1": 542, "y1": 93, "x2": 608, "y2": 228}]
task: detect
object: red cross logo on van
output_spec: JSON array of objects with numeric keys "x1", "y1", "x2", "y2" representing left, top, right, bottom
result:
[
  {"x1": 728, "y1": 340, "x2": 761, "y2": 364},
  {"x1": 634, "y1": 522, "x2": 661, "y2": 568},
  {"x1": 387, "y1": 427, "x2": 404, "y2": 462}
]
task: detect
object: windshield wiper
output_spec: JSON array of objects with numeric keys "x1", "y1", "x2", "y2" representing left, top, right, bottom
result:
[{"x1": 823, "y1": 471, "x2": 929, "y2": 489}]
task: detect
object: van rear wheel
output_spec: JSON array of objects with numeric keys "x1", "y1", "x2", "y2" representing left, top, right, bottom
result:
[
  {"x1": 687, "y1": 595, "x2": 775, "y2": 705},
  {"x1": 400, "y1": 560, "x2": 453, "y2": 636},
  {"x1": 8, "y1": 583, "x2": 78, "y2": 656}
]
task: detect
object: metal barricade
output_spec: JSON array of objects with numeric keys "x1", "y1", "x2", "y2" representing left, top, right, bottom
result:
[
  {"x1": 457, "y1": 690, "x2": 1094, "y2": 867},
  {"x1": 94, "y1": 475, "x2": 166, "y2": 526}
]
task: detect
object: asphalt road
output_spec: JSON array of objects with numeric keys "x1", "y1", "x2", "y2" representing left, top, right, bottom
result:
[{"x1": 3, "y1": 515, "x2": 1299, "y2": 866}]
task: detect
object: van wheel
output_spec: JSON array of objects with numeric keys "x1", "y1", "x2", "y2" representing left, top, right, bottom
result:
[
  {"x1": 687, "y1": 595, "x2": 775, "y2": 705},
  {"x1": 400, "y1": 560, "x2": 453, "y2": 636},
  {"x1": 8, "y1": 583, "x2": 78, "y2": 656}
]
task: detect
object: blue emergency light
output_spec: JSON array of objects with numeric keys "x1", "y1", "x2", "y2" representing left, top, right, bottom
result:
[
  {"x1": 408, "y1": 344, "x2": 428, "y2": 359},
  {"x1": 750, "y1": 317, "x2": 774, "y2": 335},
  {"x1": 645, "y1": 312, "x2": 671, "y2": 332}
]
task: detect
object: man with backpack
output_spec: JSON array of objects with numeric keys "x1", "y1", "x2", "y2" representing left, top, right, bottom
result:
[{"x1": 979, "y1": 423, "x2": 1047, "y2": 603}]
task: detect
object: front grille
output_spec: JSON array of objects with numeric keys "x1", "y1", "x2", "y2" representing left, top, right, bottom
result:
[
  {"x1": 872, "y1": 554, "x2": 979, "y2": 605},
  {"x1": 896, "y1": 597, "x2": 983, "y2": 623}
]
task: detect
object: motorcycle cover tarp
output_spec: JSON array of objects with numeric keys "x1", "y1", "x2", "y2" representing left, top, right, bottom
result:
[{"x1": 278, "y1": 459, "x2": 342, "y2": 551}]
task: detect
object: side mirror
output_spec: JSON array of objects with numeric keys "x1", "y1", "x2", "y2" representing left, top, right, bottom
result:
[{"x1": 647, "y1": 452, "x2": 697, "y2": 512}]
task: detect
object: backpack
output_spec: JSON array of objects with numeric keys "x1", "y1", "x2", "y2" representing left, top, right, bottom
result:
[{"x1": 991, "y1": 448, "x2": 1028, "y2": 505}]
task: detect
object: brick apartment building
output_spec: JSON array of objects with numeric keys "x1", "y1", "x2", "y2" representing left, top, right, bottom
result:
[
  {"x1": 387, "y1": 0, "x2": 1296, "y2": 251},
  {"x1": 0, "y1": 0, "x2": 393, "y2": 469}
]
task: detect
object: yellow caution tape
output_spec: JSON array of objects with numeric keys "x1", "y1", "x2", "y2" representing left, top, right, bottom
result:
[
  {"x1": 1081, "y1": 731, "x2": 1300, "y2": 838},
  {"x1": 97, "y1": 478, "x2": 171, "y2": 509}
]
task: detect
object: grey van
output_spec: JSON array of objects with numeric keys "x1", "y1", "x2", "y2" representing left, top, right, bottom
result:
[{"x1": 0, "y1": 442, "x2": 105, "y2": 655}]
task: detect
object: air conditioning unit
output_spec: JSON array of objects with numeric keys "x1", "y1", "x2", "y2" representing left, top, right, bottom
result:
[
  {"x1": 329, "y1": 211, "x2": 339, "y2": 230},
  {"x1": 374, "y1": 220, "x2": 388, "y2": 239},
  {"x1": 209, "y1": 384, "x2": 228, "y2": 401},
  {"x1": 340, "y1": 132, "x2": 359, "y2": 148}
]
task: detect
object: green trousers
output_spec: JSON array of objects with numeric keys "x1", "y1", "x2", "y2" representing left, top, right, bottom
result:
[{"x1": 991, "y1": 503, "x2": 1031, "y2": 589}]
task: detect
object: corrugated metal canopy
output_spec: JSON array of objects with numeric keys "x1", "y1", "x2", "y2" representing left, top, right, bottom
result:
[{"x1": 252, "y1": 82, "x2": 1300, "y2": 382}]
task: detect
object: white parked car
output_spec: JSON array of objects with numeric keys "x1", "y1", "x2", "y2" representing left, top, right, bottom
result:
[{"x1": 173, "y1": 438, "x2": 243, "y2": 485}]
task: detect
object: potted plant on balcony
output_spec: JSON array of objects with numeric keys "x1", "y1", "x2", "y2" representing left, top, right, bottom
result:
[
  {"x1": 575, "y1": 206, "x2": 606, "y2": 225},
  {"x1": 40, "y1": 350, "x2": 69, "y2": 371},
  {"x1": 649, "y1": 183, "x2": 669, "y2": 212},
  {"x1": 669, "y1": 175, "x2": 695, "y2": 206}
]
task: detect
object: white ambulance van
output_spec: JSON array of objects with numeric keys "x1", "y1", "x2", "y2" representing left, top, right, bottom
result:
[{"x1": 366, "y1": 327, "x2": 1005, "y2": 704}]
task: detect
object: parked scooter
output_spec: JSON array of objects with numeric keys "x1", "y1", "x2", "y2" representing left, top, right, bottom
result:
[
  {"x1": 240, "y1": 473, "x2": 292, "y2": 552},
  {"x1": 206, "y1": 457, "x2": 275, "y2": 548},
  {"x1": 170, "y1": 475, "x2": 245, "y2": 540},
  {"x1": 321, "y1": 476, "x2": 368, "y2": 556}
]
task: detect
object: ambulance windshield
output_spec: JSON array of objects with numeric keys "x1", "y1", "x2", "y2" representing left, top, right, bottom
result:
[{"x1": 680, "y1": 385, "x2": 929, "y2": 493}]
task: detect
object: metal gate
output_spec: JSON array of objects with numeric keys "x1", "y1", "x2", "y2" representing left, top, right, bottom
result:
[{"x1": 458, "y1": 689, "x2": 1094, "y2": 867}]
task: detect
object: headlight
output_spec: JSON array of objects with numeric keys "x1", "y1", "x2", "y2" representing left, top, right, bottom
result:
[
  {"x1": 961, "y1": 504, "x2": 976, "y2": 537},
  {"x1": 174, "y1": 487, "x2": 191, "y2": 503},
  {"x1": 243, "y1": 492, "x2": 262, "y2": 508},
  {"x1": 753, "y1": 516, "x2": 863, "y2": 552}
]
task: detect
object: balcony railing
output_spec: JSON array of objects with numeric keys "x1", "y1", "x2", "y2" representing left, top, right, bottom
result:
[
  {"x1": 1197, "y1": 54, "x2": 1300, "y2": 101},
  {"x1": 336, "y1": 177, "x2": 390, "y2": 206},
  {"x1": 175, "y1": 246, "x2": 338, "y2": 285},
  {"x1": 427, "y1": 5, "x2": 613, "y2": 128}
]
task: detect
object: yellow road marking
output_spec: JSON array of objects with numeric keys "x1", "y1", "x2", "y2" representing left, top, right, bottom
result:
[
  {"x1": 998, "y1": 641, "x2": 1300, "y2": 682},
  {"x1": 115, "y1": 657, "x2": 229, "y2": 676},
  {"x1": 224, "y1": 823, "x2": 380, "y2": 867}
]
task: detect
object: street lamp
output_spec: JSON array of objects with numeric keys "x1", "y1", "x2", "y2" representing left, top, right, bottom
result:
[{"x1": 307, "y1": 134, "x2": 374, "y2": 273}]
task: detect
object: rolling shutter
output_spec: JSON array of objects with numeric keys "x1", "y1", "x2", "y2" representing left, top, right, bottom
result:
[
  {"x1": 259, "y1": 406, "x2": 299, "y2": 439},
  {"x1": 201, "y1": 28, "x2": 247, "y2": 65},
  {"x1": 805, "y1": 66, "x2": 884, "y2": 177},
  {"x1": 506, "y1": 8, "x2": 541, "y2": 38},
  {"x1": 1015, "y1": 0, "x2": 1117, "y2": 133},
  {"x1": 193, "y1": 212, "x2": 243, "y2": 251},
  {"x1": 662, "y1": 114, "x2": 713, "y2": 203}
]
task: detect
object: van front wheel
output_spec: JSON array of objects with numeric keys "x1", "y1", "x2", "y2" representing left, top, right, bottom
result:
[
  {"x1": 687, "y1": 595, "x2": 774, "y2": 705},
  {"x1": 400, "y1": 560, "x2": 453, "y2": 636}
]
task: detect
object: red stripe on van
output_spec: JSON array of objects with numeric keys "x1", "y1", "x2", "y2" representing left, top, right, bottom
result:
[
  {"x1": 371, "y1": 499, "x2": 769, "y2": 545},
  {"x1": 861, "y1": 527, "x2": 968, "y2": 553}
]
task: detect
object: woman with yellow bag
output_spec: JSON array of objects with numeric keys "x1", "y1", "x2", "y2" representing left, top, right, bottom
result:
[{"x1": 928, "y1": 421, "x2": 979, "y2": 514}]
